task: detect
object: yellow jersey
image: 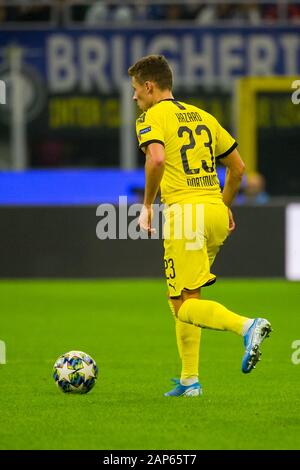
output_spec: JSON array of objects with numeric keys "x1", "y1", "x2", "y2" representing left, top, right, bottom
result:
[{"x1": 136, "y1": 99, "x2": 237, "y2": 205}]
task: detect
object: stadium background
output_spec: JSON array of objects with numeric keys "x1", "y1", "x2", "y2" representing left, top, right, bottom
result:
[{"x1": 0, "y1": 0, "x2": 299, "y2": 452}]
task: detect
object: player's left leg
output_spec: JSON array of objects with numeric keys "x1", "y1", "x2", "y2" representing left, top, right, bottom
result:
[
  {"x1": 164, "y1": 202, "x2": 220, "y2": 396},
  {"x1": 169, "y1": 297, "x2": 201, "y2": 383},
  {"x1": 165, "y1": 290, "x2": 202, "y2": 397},
  {"x1": 163, "y1": 205, "x2": 203, "y2": 396}
]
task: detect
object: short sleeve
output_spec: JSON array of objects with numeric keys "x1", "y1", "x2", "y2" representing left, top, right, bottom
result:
[
  {"x1": 215, "y1": 122, "x2": 238, "y2": 160},
  {"x1": 135, "y1": 108, "x2": 165, "y2": 151}
]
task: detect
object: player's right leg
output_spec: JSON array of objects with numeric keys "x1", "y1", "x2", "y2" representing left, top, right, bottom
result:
[
  {"x1": 241, "y1": 318, "x2": 272, "y2": 373},
  {"x1": 171, "y1": 204, "x2": 249, "y2": 334},
  {"x1": 172, "y1": 203, "x2": 272, "y2": 374}
]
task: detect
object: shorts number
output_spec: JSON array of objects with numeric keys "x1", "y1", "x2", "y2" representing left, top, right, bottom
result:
[
  {"x1": 164, "y1": 258, "x2": 176, "y2": 279},
  {"x1": 178, "y1": 125, "x2": 214, "y2": 175}
]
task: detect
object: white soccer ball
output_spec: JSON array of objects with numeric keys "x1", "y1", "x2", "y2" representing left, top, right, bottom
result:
[{"x1": 53, "y1": 350, "x2": 98, "y2": 394}]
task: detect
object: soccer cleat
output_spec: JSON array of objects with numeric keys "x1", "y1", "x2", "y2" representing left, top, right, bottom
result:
[
  {"x1": 242, "y1": 318, "x2": 272, "y2": 374},
  {"x1": 164, "y1": 378, "x2": 202, "y2": 397}
]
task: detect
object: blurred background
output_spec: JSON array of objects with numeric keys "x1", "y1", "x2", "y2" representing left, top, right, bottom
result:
[{"x1": 0, "y1": 0, "x2": 299, "y2": 280}]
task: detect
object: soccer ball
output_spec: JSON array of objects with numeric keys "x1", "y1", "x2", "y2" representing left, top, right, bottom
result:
[{"x1": 53, "y1": 350, "x2": 98, "y2": 394}]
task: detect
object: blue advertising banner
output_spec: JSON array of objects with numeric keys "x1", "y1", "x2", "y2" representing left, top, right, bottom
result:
[
  {"x1": 0, "y1": 26, "x2": 299, "y2": 94},
  {"x1": 0, "y1": 26, "x2": 299, "y2": 179}
]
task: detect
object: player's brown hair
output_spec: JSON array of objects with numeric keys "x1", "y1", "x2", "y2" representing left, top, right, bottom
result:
[{"x1": 128, "y1": 55, "x2": 173, "y2": 91}]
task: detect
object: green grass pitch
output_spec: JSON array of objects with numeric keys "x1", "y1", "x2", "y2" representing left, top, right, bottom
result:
[{"x1": 0, "y1": 279, "x2": 299, "y2": 450}]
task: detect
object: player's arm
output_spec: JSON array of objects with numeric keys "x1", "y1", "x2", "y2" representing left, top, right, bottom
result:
[
  {"x1": 219, "y1": 148, "x2": 245, "y2": 207},
  {"x1": 139, "y1": 142, "x2": 165, "y2": 232},
  {"x1": 219, "y1": 148, "x2": 245, "y2": 231},
  {"x1": 144, "y1": 142, "x2": 165, "y2": 205}
]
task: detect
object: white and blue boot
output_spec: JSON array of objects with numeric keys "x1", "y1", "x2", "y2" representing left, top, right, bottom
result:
[
  {"x1": 242, "y1": 318, "x2": 272, "y2": 374},
  {"x1": 164, "y1": 378, "x2": 202, "y2": 397}
]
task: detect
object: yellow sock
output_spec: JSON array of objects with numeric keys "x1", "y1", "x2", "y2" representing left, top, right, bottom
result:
[
  {"x1": 175, "y1": 317, "x2": 201, "y2": 380},
  {"x1": 168, "y1": 299, "x2": 201, "y2": 381},
  {"x1": 178, "y1": 298, "x2": 249, "y2": 336}
]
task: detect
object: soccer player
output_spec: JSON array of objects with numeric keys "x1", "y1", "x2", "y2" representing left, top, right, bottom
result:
[{"x1": 128, "y1": 55, "x2": 272, "y2": 397}]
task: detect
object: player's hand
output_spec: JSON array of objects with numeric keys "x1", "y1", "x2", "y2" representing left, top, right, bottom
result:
[
  {"x1": 139, "y1": 204, "x2": 156, "y2": 235},
  {"x1": 228, "y1": 208, "x2": 236, "y2": 233}
]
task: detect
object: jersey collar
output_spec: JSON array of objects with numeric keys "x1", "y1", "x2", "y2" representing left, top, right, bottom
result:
[{"x1": 158, "y1": 98, "x2": 176, "y2": 103}]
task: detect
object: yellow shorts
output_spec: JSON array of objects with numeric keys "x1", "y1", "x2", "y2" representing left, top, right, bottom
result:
[{"x1": 163, "y1": 201, "x2": 229, "y2": 297}]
